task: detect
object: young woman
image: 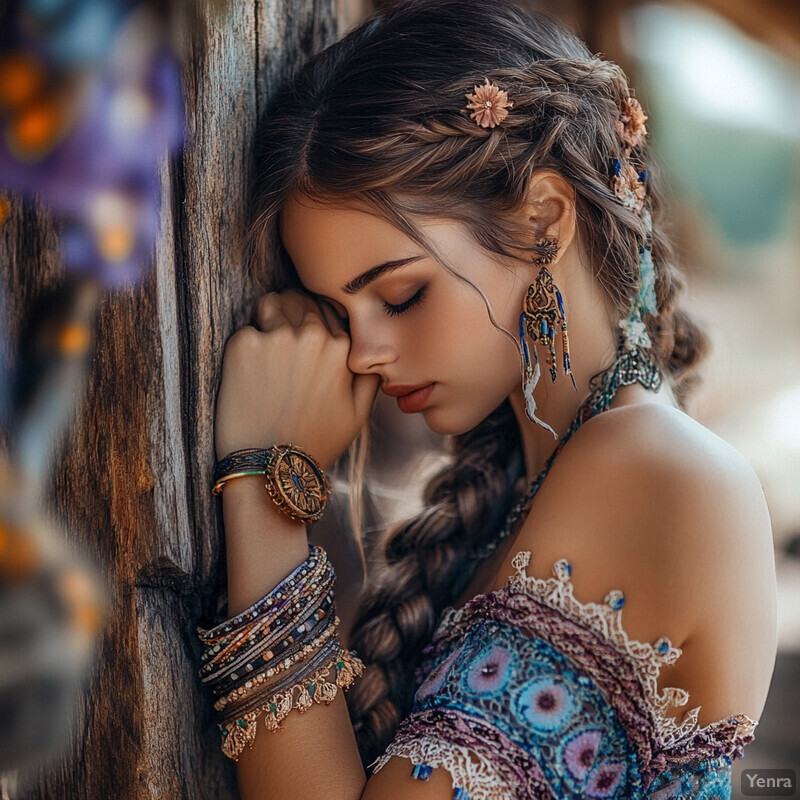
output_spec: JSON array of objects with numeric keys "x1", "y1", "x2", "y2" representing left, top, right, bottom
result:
[{"x1": 204, "y1": 2, "x2": 777, "y2": 798}]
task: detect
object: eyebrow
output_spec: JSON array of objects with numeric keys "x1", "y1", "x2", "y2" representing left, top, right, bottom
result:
[{"x1": 341, "y1": 255, "x2": 425, "y2": 295}]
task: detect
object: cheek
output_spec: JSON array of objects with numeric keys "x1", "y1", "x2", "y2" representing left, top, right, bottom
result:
[
  {"x1": 425, "y1": 281, "x2": 521, "y2": 365},
  {"x1": 422, "y1": 314, "x2": 521, "y2": 436}
]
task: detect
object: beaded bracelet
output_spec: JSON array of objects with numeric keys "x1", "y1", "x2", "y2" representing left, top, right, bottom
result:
[
  {"x1": 198, "y1": 562, "x2": 333, "y2": 685},
  {"x1": 196, "y1": 545, "x2": 364, "y2": 761},
  {"x1": 219, "y1": 642, "x2": 364, "y2": 760},
  {"x1": 214, "y1": 617, "x2": 340, "y2": 712},
  {"x1": 204, "y1": 597, "x2": 335, "y2": 694},
  {"x1": 199, "y1": 580, "x2": 334, "y2": 683},
  {"x1": 200, "y1": 595, "x2": 334, "y2": 690},
  {"x1": 198, "y1": 546, "x2": 329, "y2": 646}
]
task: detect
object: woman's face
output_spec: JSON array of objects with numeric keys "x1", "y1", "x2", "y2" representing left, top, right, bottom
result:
[{"x1": 279, "y1": 194, "x2": 529, "y2": 436}]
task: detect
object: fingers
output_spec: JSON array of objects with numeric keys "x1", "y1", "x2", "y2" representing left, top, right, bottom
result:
[
  {"x1": 316, "y1": 298, "x2": 350, "y2": 339},
  {"x1": 352, "y1": 371, "x2": 381, "y2": 420},
  {"x1": 252, "y1": 289, "x2": 348, "y2": 338},
  {"x1": 252, "y1": 290, "x2": 311, "y2": 331}
]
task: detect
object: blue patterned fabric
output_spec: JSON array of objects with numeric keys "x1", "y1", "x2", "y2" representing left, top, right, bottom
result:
[{"x1": 372, "y1": 553, "x2": 757, "y2": 800}]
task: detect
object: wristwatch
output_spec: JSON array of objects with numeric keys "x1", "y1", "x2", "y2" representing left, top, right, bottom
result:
[{"x1": 212, "y1": 444, "x2": 331, "y2": 522}]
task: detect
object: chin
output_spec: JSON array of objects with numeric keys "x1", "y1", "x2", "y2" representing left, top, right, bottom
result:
[{"x1": 421, "y1": 405, "x2": 494, "y2": 437}]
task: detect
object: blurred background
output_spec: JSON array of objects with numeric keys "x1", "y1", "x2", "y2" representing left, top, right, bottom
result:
[{"x1": 0, "y1": 0, "x2": 797, "y2": 798}]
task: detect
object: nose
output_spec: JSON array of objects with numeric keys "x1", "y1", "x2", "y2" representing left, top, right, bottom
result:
[{"x1": 346, "y1": 318, "x2": 398, "y2": 376}]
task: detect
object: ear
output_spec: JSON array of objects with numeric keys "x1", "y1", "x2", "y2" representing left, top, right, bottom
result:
[{"x1": 522, "y1": 169, "x2": 577, "y2": 263}]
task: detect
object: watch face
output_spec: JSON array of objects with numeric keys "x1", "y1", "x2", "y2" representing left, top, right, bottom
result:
[{"x1": 272, "y1": 450, "x2": 327, "y2": 518}]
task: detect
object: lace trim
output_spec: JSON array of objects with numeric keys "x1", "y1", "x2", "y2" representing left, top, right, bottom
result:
[
  {"x1": 374, "y1": 737, "x2": 513, "y2": 800},
  {"x1": 435, "y1": 551, "x2": 758, "y2": 753},
  {"x1": 372, "y1": 708, "x2": 556, "y2": 800}
]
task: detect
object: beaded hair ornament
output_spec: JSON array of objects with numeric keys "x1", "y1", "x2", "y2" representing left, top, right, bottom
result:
[{"x1": 609, "y1": 96, "x2": 659, "y2": 351}]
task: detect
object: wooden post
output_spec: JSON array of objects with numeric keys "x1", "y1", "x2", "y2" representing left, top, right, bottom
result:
[{"x1": 1, "y1": 2, "x2": 338, "y2": 798}]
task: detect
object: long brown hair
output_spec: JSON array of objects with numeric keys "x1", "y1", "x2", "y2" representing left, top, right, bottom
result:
[{"x1": 243, "y1": 0, "x2": 709, "y2": 767}]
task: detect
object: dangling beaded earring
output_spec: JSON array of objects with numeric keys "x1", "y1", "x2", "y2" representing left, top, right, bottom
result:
[{"x1": 518, "y1": 237, "x2": 578, "y2": 438}]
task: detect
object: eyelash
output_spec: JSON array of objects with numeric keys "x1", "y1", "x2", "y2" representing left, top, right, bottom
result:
[{"x1": 383, "y1": 286, "x2": 427, "y2": 317}]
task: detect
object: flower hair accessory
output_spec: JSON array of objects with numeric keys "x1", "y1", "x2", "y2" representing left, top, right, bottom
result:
[
  {"x1": 610, "y1": 95, "x2": 649, "y2": 213},
  {"x1": 612, "y1": 158, "x2": 647, "y2": 214},
  {"x1": 610, "y1": 96, "x2": 658, "y2": 355},
  {"x1": 465, "y1": 77, "x2": 513, "y2": 128},
  {"x1": 615, "y1": 96, "x2": 648, "y2": 149}
]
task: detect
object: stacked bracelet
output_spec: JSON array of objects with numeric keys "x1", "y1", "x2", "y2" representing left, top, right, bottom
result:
[
  {"x1": 196, "y1": 545, "x2": 364, "y2": 761},
  {"x1": 212, "y1": 444, "x2": 332, "y2": 523}
]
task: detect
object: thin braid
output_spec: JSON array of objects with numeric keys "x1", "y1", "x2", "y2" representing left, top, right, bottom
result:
[{"x1": 346, "y1": 401, "x2": 523, "y2": 766}]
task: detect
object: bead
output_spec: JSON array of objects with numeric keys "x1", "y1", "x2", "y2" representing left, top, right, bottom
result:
[
  {"x1": 411, "y1": 763, "x2": 433, "y2": 781},
  {"x1": 553, "y1": 559, "x2": 571, "y2": 580},
  {"x1": 655, "y1": 637, "x2": 671, "y2": 655}
]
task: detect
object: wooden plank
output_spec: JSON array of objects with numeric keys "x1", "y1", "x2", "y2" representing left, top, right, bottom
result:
[{"x1": 1, "y1": 1, "x2": 337, "y2": 797}]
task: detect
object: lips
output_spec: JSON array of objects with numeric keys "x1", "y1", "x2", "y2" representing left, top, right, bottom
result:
[
  {"x1": 381, "y1": 383, "x2": 432, "y2": 398},
  {"x1": 395, "y1": 383, "x2": 435, "y2": 414}
]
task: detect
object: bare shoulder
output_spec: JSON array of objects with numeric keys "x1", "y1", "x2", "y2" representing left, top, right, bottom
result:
[
  {"x1": 578, "y1": 403, "x2": 774, "y2": 564},
  {"x1": 489, "y1": 402, "x2": 776, "y2": 648}
]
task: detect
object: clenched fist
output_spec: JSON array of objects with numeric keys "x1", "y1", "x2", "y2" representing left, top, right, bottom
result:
[{"x1": 214, "y1": 289, "x2": 380, "y2": 470}]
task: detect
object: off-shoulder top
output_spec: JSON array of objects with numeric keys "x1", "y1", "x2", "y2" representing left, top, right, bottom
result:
[{"x1": 372, "y1": 551, "x2": 758, "y2": 800}]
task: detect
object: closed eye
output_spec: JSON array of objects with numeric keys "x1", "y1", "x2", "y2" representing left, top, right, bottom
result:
[{"x1": 384, "y1": 286, "x2": 427, "y2": 317}]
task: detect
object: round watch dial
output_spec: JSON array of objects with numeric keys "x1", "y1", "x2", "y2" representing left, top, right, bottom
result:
[{"x1": 271, "y1": 449, "x2": 327, "y2": 519}]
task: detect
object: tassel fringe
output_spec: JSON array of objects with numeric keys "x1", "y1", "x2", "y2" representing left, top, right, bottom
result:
[{"x1": 220, "y1": 649, "x2": 365, "y2": 761}]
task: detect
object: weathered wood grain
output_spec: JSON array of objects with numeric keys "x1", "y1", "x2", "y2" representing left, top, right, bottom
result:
[{"x1": 0, "y1": 2, "x2": 338, "y2": 798}]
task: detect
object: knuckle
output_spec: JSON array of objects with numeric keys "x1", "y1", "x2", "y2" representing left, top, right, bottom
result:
[
  {"x1": 227, "y1": 325, "x2": 261, "y2": 350},
  {"x1": 300, "y1": 317, "x2": 329, "y2": 345},
  {"x1": 268, "y1": 324, "x2": 294, "y2": 347},
  {"x1": 254, "y1": 292, "x2": 279, "y2": 319},
  {"x1": 255, "y1": 291, "x2": 278, "y2": 306},
  {"x1": 300, "y1": 310, "x2": 326, "y2": 329}
]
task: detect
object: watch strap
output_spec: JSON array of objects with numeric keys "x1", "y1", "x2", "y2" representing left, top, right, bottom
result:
[{"x1": 212, "y1": 445, "x2": 331, "y2": 523}]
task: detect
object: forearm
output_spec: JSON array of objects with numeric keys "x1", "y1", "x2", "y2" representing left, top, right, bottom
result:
[
  {"x1": 222, "y1": 476, "x2": 309, "y2": 615},
  {"x1": 235, "y1": 693, "x2": 365, "y2": 800},
  {"x1": 219, "y1": 476, "x2": 367, "y2": 800}
]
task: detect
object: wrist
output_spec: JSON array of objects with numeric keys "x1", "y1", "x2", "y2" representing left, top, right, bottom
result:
[
  {"x1": 221, "y1": 476, "x2": 309, "y2": 615},
  {"x1": 213, "y1": 444, "x2": 331, "y2": 523}
]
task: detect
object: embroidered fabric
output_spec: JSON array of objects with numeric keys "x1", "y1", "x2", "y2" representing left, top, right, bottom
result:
[{"x1": 372, "y1": 552, "x2": 757, "y2": 800}]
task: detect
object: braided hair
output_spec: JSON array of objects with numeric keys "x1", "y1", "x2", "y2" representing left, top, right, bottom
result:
[{"x1": 244, "y1": 0, "x2": 710, "y2": 767}]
